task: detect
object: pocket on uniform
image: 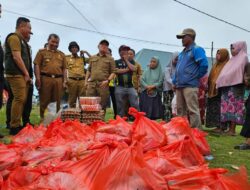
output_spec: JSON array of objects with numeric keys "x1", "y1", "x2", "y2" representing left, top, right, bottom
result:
[{"x1": 102, "y1": 60, "x2": 110, "y2": 71}]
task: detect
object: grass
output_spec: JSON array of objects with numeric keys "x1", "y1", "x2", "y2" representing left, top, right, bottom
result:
[
  {"x1": 0, "y1": 105, "x2": 250, "y2": 177},
  {"x1": 206, "y1": 129, "x2": 250, "y2": 175}
]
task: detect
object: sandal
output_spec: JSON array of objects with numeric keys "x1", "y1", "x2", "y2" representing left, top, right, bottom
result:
[{"x1": 234, "y1": 143, "x2": 250, "y2": 150}]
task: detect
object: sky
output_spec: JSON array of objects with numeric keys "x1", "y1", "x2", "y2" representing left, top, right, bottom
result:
[{"x1": 1, "y1": 0, "x2": 250, "y2": 61}]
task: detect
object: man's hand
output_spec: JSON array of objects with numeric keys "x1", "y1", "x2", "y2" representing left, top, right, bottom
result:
[
  {"x1": 146, "y1": 85, "x2": 155, "y2": 91},
  {"x1": 99, "y1": 80, "x2": 109, "y2": 89},
  {"x1": 122, "y1": 53, "x2": 129, "y2": 63},
  {"x1": 24, "y1": 74, "x2": 31, "y2": 83},
  {"x1": 35, "y1": 78, "x2": 41, "y2": 90},
  {"x1": 80, "y1": 50, "x2": 91, "y2": 57},
  {"x1": 80, "y1": 50, "x2": 87, "y2": 56},
  {"x1": 172, "y1": 85, "x2": 176, "y2": 91}
]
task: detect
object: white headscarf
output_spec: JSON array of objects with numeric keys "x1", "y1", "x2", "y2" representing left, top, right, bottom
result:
[{"x1": 163, "y1": 52, "x2": 178, "y2": 91}]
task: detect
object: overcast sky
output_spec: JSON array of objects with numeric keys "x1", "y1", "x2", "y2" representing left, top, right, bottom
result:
[{"x1": 1, "y1": 0, "x2": 250, "y2": 59}]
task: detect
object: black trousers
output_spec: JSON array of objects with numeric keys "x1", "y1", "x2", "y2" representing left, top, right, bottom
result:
[
  {"x1": 240, "y1": 93, "x2": 250, "y2": 138},
  {"x1": 109, "y1": 86, "x2": 117, "y2": 118}
]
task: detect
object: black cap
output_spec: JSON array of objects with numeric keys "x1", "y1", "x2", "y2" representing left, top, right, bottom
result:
[
  {"x1": 68, "y1": 41, "x2": 80, "y2": 52},
  {"x1": 118, "y1": 45, "x2": 130, "y2": 53},
  {"x1": 99, "y1": 39, "x2": 109, "y2": 46}
]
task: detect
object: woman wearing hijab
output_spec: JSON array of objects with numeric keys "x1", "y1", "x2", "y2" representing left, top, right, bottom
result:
[
  {"x1": 216, "y1": 41, "x2": 249, "y2": 136},
  {"x1": 140, "y1": 56, "x2": 164, "y2": 120},
  {"x1": 163, "y1": 52, "x2": 178, "y2": 122},
  {"x1": 235, "y1": 62, "x2": 250, "y2": 149},
  {"x1": 206, "y1": 49, "x2": 229, "y2": 132}
]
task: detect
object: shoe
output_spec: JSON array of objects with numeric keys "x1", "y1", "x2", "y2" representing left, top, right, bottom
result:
[
  {"x1": 234, "y1": 143, "x2": 250, "y2": 150},
  {"x1": 9, "y1": 126, "x2": 22, "y2": 136}
]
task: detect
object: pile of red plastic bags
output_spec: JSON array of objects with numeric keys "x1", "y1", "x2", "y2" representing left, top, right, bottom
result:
[{"x1": 0, "y1": 107, "x2": 249, "y2": 190}]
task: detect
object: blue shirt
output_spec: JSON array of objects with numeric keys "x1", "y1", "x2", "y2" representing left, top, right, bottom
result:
[{"x1": 173, "y1": 43, "x2": 208, "y2": 88}]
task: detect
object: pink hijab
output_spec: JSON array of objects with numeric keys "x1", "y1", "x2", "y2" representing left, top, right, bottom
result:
[{"x1": 216, "y1": 41, "x2": 248, "y2": 88}]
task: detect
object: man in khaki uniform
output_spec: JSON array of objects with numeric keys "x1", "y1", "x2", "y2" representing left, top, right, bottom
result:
[
  {"x1": 34, "y1": 34, "x2": 67, "y2": 121},
  {"x1": 4, "y1": 17, "x2": 32, "y2": 135},
  {"x1": 85, "y1": 39, "x2": 116, "y2": 110},
  {"x1": 128, "y1": 49, "x2": 143, "y2": 93},
  {"x1": 66, "y1": 41, "x2": 91, "y2": 107}
]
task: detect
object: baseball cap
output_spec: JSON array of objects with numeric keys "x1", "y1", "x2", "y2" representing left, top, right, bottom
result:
[
  {"x1": 176, "y1": 28, "x2": 196, "y2": 39},
  {"x1": 118, "y1": 45, "x2": 130, "y2": 53},
  {"x1": 99, "y1": 39, "x2": 109, "y2": 46}
]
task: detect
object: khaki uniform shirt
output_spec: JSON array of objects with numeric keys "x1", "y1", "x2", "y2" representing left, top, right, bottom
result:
[
  {"x1": 66, "y1": 55, "x2": 86, "y2": 78},
  {"x1": 8, "y1": 34, "x2": 22, "y2": 52},
  {"x1": 33, "y1": 48, "x2": 66, "y2": 75},
  {"x1": 88, "y1": 54, "x2": 116, "y2": 81}
]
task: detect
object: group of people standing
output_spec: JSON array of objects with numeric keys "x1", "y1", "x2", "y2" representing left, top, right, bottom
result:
[
  {"x1": 0, "y1": 16, "x2": 157, "y2": 135},
  {"x1": 0, "y1": 16, "x2": 250, "y2": 150},
  {"x1": 162, "y1": 29, "x2": 250, "y2": 150},
  {"x1": 206, "y1": 41, "x2": 250, "y2": 150}
]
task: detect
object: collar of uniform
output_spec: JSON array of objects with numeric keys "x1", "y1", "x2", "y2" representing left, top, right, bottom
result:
[
  {"x1": 71, "y1": 54, "x2": 80, "y2": 58},
  {"x1": 46, "y1": 47, "x2": 58, "y2": 53},
  {"x1": 97, "y1": 53, "x2": 107, "y2": 57}
]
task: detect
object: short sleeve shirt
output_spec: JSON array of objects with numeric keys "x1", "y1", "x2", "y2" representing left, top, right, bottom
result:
[
  {"x1": 7, "y1": 35, "x2": 21, "y2": 52},
  {"x1": 33, "y1": 49, "x2": 66, "y2": 75},
  {"x1": 88, "y1": 54, "x2": 116, "y2": 81}
]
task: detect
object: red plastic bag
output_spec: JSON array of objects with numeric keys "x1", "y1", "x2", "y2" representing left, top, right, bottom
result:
[
  {"x1": 161, "y1": 136, "x2": 205, "y2": 167},
  {"x1": 12, "y1": 125, "x2": 46, "y2": 145},
  {"x1": 1, "y1": 166, "x2": 41, "y2": 190},
  {"x1": 209, "y1": 167, "x2": 250, "y2": 190},
  {"x1": 95, "y1": 132, "x2": 132, "y2": 144},
  {"x1": 22, "y1": 145, "x2": 72, "y2": 167},
  {"x1": 91, "y1": 143, "x2": 168, "y2": 190},
  {"x1": 24, "y1": 172, "x2": 88, "y2": 190},
  {"x1": 91, "y1": 117, "x2": 132, "y2": 138},
  {"x1": 163, "y1": 117, "x2": 192, "y2": 144},
  {"x1": 144, "y1": 149, "x2": 186, "y2": 175},
  {"x1": 0, "y1": 146, "x2": 22, "y2": 171},
  {"x1": 67, "y1": 144, "x2": 112, "y2": 189},
  {"x1": 129, "y1": 107, "x2": 167, "y2": 151},
  {"x1": 165, "y1": 166, "x2": 250, "y2": 190},
  {"x1": 191, "y1": 128, "x2": 211, "y2": 156},
  {"x1": 163, "y1": 117, "x2": 211, "y2": 155},
  {"x1": 40, "y1": 119, "x2": 94, "y2": 146}
]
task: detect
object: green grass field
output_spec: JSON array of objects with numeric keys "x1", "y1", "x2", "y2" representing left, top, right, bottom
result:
[{"x1": 0, "y1": 105, "x2": 249, "y2": 177}]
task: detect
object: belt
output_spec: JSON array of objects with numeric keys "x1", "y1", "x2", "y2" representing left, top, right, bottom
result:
[
  {"x1": 41, "y1": 72, "x2": 63, "y2": 78},
  {"x1": 69, "y1": 77, "x2": 84, "y2": 81}
]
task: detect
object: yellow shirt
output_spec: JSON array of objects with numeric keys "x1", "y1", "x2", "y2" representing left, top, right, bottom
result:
[{"x1": 66, "y1": 55, "x2": 85, "y2": 78}]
